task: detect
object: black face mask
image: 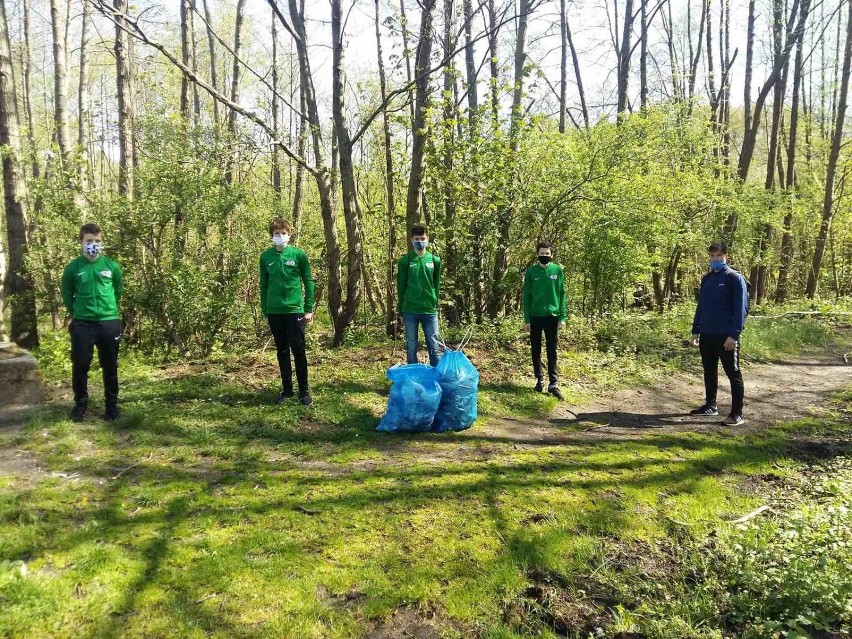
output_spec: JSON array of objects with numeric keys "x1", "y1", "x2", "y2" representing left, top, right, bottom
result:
[{"x1": 538, "y1": 255, "x2": 552, "y2": 265}]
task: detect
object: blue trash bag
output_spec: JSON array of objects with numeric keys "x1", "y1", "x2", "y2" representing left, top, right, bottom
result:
[
  {"x1": 376, "y1": 364, "x2": 443, "y2": 433},
  {"x1": 433, "y1": 350, "x2": 480, "y2": 432}
]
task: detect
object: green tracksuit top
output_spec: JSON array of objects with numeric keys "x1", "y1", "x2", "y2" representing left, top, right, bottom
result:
[
  {"x1": 523, "y1": 262, "x2": 567, "y2": 323},
  {"x1": 259, "y1": 245, "x2": 315, "y2": 316},
  {"x1": 397, "y1": 250, "x2": 442, "y2": 315},
  {"x1": 61, "y1": 255, "x2": 123, "y2": 321}
]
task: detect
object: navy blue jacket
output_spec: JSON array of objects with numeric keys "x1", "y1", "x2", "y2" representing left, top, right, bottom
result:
[{"x1": 691, "y1": 266, "x2": 749, "y2": 340}]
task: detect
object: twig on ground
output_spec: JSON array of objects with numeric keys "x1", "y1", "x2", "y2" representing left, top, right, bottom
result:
[
  {"x1": 111, "y1": 454, "x2": 153, "y2": 480},
  {"x1": 730, "y1": 505, "x2": 773, "y2": 524}
]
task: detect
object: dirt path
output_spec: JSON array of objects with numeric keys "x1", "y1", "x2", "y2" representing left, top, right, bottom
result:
[{"x1": 478, "y1": 349, "x2": 852, "y2": 445}]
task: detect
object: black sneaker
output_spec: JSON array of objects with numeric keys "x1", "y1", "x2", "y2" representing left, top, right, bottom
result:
[
  {"x1": 70, "y1": 402, "x2": 89, "y2": 422},
  {"x1": 548, "y1": 385, "x2": 565, "y2": 401},
  {"x1": 277, "y1": 388, "x2": 294, "y2": 404},
  {"x1": 723, "y1": 414, "x2": 745, "y2": 426},
  {"x1": 299, "y1": 392, "x2": 313, "y2": 407},
  {"x1": 534, "y1": 380, "x2": 544, "y2": 393},
  {"x1": 105, "y1": 402, "x2": 121, "y2": 421},
  {"x1": 690, "y1": 404, "x2": 718, "y2": 416}
]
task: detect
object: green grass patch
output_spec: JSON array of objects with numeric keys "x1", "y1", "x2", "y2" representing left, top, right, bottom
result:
[{"x1": 2, "y1": 311, "x2": 850, "y2": 638}]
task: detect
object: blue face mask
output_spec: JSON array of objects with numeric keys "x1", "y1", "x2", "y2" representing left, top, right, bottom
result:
[
  {"x1": 413, "y1": 240, "x2": 428, "y2": 251},
  {"x1": 710, "y1": 260, "x2": 726, "y2": 271}
]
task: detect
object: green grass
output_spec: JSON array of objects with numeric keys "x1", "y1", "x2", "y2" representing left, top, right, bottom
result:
[{"x1": 1, "y1": 312, "x2": 850, "y2": 638}]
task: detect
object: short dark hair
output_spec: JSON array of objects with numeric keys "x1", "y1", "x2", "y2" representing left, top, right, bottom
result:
[
  {"x1": 410, "y1": 224, "x2": 428, "y2": 237},
  {"x1": 269, "y1": 217, "x2": 292, "y2": 236},
  {"x1": 708, "y1": 241, "x2": 728, "y2": 254},
  {"x1": 536, "y1": 241, "x2": 553, "y2": 252},
  {"x1": 79, "y1": 223, "x2": 102, "y2": 240}
]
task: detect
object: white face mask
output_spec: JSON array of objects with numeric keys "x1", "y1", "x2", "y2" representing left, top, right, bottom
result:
[
  {"x1": 82, "y1": 241, "x2": 102, "y2": 257},
  {"x1": 272, "y1": 233, "x2": 290, "y2": 248}
]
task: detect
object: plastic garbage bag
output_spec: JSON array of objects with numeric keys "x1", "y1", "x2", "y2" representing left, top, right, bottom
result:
[
  {"x1": 433, "y1": 349, "x2": 479, "y2": 432},
  {"x1": 376, "y1": 364, "x2": 443, "y2": 433}
]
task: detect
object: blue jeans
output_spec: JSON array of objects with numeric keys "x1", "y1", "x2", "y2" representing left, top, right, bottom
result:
[{"x1": 403, "y1": 313, "x2": 441, "y2": 366}]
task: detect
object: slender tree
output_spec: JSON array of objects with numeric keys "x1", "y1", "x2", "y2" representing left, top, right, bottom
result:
[
  {"x1": 78, "y1": 0, "x2": 92, "y2": 190},
  {"x1": 50, "y1": 0, "x2": 72, "y2": 169},
  {"x1": 0, "y1": 0, "x2": 39, "y2": 348},
  {"x1": 331, "y1": 0, "x2": 365, "y2": 341},
  {"x1": 224, "y1": 0, "x2": 247, "y2": 186},
  {"x1": 114, "y1": 0, "x2": 135, "y2": 199},
  {"x1": 807, "y1": 0, "x2": 852, "y2": 298},
  {"x1": 405, "y1": 0, "x2": 439, "y2": 230},
  {"x1": 271, "y1": 10, "x2": 281, "y2": 201},
  {"x1": 375, "y1": 0, "x2": 397, "y2": 336},
  {"x1": 201, "y1": 0, "x2": 220, "y2": 126}
]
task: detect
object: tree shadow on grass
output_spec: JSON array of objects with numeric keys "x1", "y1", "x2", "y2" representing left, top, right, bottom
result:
[{"x1": 8, "y1": 370, "x2": 851, "y2": 638}]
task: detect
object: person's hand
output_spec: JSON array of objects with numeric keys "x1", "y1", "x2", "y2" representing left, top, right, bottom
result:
[
  {"x1": 524, "y1": 323, "x2": 530, "y2": 332},
  {"x1": 559, "y1": 321, "x2": 566, "y2": 328},
  {"x1": 724, "y1": 337, "x2": 737, "y2": 351},
  {"x1": 689, "y1": 334, "x2": 700, "y2": 347},
  {"x1": 304, "y1": 312, "x2": 314, "y2": 324}
]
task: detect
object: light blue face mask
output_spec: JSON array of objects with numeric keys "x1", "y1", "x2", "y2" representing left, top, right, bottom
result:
[
  {"x1": 710, "y1": 259, "x2": 726, "y2": 270},
  {"x1": 413, "y1": 239, "x2": 428, "y2": 251}
]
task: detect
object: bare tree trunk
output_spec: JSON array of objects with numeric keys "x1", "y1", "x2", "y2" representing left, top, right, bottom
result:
[
  {"x1": 775, "y1": 5, "x2": 805, "y2": 302},
  {"x1": 463, "y1": 0, "x2": 478, "y2": 129},
  {"x1": 78, "y1": 0, "x2": 92, "y2": 191},
  {"x1": 807, "y1": 0, "x2": 852, "y2": 298},
  {"x1": 755, "y1": 0, "x2": 788, "y2": 302},
  {"x1": 0, "y1": 225, "x2": 6, "y2": 342},
  {"x1": 224, "y1": 0, "x2": 247, "y2": 186},
  {"x1": 559, "y1": 0, "x2": 568, "y2": 131},
  {"x1": 115, "y1": 0, "x2": 135, "y2": 199},
  {"x1": 22, "y1": 0, "x2": 41, "y2": 195},
  {"x1": 743, "y1": 0, "x2": 756, "y2": 133},
  {"x1": 375, "y1": 0, "x2": 398, "y2": 337},
  {"x1": 271, "y1": 10, "x2": 281, "y2": 201},
  {"x1": 331, "y1": 0, "x2": 365, "y2": 344},
  {"x1": 719, "y1": 0, "x2": 732, "y2": 162},
  {"x1": 190, "y1": 0, "x2": 200, "y2": 123},
  {"x1": 490, "y1": 0, "x2": 532, "y2": 317},
  {"x1": 442, "y1": 0, "x2": 460, "y2": 323},
  {"x1": 616, "y1": 0, "x2": 635, "y2": 114},
  {"x1": 400, "y1": 0, "x2": 416, "y2": 128},
  {"x1": 686, "y1": 0, "x2": 708, "y2": 110},
  {"x1": 201, "y1": 0, "x2": 220, "y2": 126},
  {"x1": 640, "y1": 0, "x2": 648, "y2": 107},
  {"x1": 291, "y1": 86, "x2": 307, "y2": 238},
  {"x1": 404, "y1": 0, "x2": 438, "y2": 231},
  {"x1": 566, "y1": 17, "x2": 589, "y2": 127},
  {"x1": 180, "y1": 0, "x2": 193, "y2": 122},
  {"x1": 726, "y1": 0, "x2": 810, "y2": 236},
  {"x1": 275, "y1": 0, "x2": 345, "y2": 339},
  {"x1": 487, "y1": 0, "x2": 500, "y2": 124},
  {"x1": 50, "y1": 0, "x2": 72, "y2": 170},
  {"x1": 0, "y1": 0, "x2": 39, "y2": 348},
  {"x1": 662, "y1": 0, "x2": 682, "y2": 102}
]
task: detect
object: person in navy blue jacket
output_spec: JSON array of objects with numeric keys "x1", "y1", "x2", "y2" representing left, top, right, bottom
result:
[{"x1": 689, "y1": 241, "x2": 748, "y2": 426}]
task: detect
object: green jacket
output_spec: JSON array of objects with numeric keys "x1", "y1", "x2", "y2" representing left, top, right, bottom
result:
[
  {"x1": 523, "y1": 262, "x2": 567, "y2": 323},
  {"x1": 259, "y1": 245, "x2": 315, "y2": 316},
  {"x1": 397, "y1": 250, "x2": 441, "y2": 315},
  {"x1": 61, "y1": 255, "x2": 123, "y2": 321}
]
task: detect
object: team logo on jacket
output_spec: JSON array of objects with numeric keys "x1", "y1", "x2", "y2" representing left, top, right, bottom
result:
[
  {"x1": 550, "y1": 274, "x2": 558, "y2": 280},
  {"x1": 286, "y1": 260, "x2": 296, "y2": 266},
  {"x1": 100, "y1": 271, "x2": 112, "y2": 278},
  {"x1": 425, "y1": 262, "x2": 434, "y2": 269}
]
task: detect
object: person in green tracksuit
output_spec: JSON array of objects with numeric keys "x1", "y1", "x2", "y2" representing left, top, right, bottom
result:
[
  {"x1": 396, "y1": 224, "x2": 442, "y2": 366},
  {"x1": 61, "y1": 223, "x2": 124, "y2": 422},
  {"x1": 522, "y1": 240, "x2": 567, "y2": 400},
  {"x1": 260, "y1": 217, "x2": 316, "y2": 406}
]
